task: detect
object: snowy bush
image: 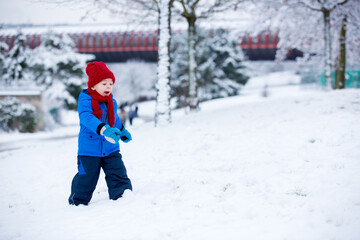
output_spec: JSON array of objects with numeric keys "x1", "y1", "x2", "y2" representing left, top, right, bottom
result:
[
  {"x1": 171, "y1": 27, "x2": 249, "y2": 108},
  {"x1": 0, "y1": 97, "x2": 38, "y2": 133},
  {"x1": 0, "y1": 28, "x2": 94, "y2": 129}
]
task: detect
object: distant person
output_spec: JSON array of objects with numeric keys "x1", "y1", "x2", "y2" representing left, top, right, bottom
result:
[
  {"x1": 262, "y1": 84, "x2": 269, "y2": 97},
  {"x1": 128, "y1": 106, "x2": 138, "y2": 126},
  {"x1": 68, "y1": 61, "x2": 133, "y2": 206},
  {"x1": 119, "y1": 106, "x2": 128, "y2": 127}
]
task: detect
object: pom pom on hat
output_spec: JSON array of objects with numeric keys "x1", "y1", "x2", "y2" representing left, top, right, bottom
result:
[{"x1": 86, "y1": 62, "x2": 115, "y2": 88}]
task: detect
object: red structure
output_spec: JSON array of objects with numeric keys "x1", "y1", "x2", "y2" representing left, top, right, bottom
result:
[{"x1": 0, "y1": 28, "x2": 301, "y2": 62}]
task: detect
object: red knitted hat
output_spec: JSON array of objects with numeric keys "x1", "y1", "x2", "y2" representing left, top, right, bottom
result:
[{"x1": 86, "y1": 62, "x2": 115, "y2": 88}]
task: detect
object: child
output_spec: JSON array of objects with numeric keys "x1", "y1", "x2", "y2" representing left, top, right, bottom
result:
[{"x1": 69, "y1": 61, "x2": 133, "y2": 206}]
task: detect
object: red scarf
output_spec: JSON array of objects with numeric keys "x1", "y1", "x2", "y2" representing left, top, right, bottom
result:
[{"x1": 87, "y1": 88, "x2": 115, "y2": 127}]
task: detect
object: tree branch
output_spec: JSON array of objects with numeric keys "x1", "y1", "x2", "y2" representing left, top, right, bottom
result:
[
  {"x1": 329, "y1": 0, "x2": 348, "y2": 11},
  {"x1": 298, "y1": 0, "x2": 321, "y2": 12},
  {"x1": 179, "y1": 0, "x2": 191, "y2": 18}
]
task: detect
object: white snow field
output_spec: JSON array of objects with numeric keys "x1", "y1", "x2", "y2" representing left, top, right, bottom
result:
[{"x1": 1, "y1": 73, "x2": 360, "y2": 240}]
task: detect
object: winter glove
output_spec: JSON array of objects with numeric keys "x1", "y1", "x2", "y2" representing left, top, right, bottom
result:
[
  {"x1": 100, "y1": 125, "x2": 121, "y2": 144},
  {"x1": 119, "y1": 128, "x2": 132, "y2": 143}
]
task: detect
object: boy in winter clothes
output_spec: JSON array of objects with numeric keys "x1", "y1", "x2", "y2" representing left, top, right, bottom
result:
[{"x1": 68, "y1": 61, "x2": 132, "y2": 206}]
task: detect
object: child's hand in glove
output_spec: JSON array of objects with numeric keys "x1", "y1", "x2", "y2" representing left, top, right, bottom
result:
[
  {"x1": 100, "y1": 125, "x2": 121, "y2": 144},
  {"x1": 120, "y1": 128, "x2": 132, "y2": 143}
]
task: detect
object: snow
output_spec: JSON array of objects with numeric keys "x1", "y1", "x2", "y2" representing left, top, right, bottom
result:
[
  {"x1": 1, "y1": 72, "x2": 360, "y2": 240},
  {"x1": 0, "y1": 90, "x2": 42, "y2": 96}
]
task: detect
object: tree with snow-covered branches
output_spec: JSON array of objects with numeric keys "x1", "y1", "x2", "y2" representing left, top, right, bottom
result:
[
  {"x1": 237, "y1": 0, "x2": 359, "y2": 90},
  {"x1": 0, "y1": 40, "x2": 8, "y2": 81},
  {"x1": 153, "y1": 0, "x2": 174, "y2": 126},
  {"x1": 332, "y1": 1, "x2": 360, "y2": 89},
  {"x1": 51, "y1": 0, "x2": 174, "y2": 126},
  {"x1": 171, "y1": 27, "x2": 249, "y2": 107},
  {"x1": 198, "y1": 28, "x2": 248, "y2": 99},
  {"x1": 173, "y1": 0, "x2": 240, "y2": 110},
  {"x1": 106, "y1": 0, "x2": 174, "y2": 126},
  {"x1": 2, "y1": 30, "x2": 30, "y2": 87},
  {"x1": 91, "y1": 0, "x2": 174, "y2": 126},
  {"x1": 0, "y1": 40, "x2": 7, "y2": 65},
  {"x1": 27, "y1": 30, "x2": 94, "y2": 111},
  {"x1": 295, "y1": 0, "x2": 349, "y2": 89}
]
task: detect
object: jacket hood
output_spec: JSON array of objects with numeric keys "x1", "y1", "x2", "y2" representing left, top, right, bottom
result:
[{"x1": 79, "y1": 89, "x2": 92, "y2": 100}]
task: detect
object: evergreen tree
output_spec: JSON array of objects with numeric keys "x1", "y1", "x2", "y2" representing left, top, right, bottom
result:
[
  {"x1": 0, "y1": 40, "x2": 8, "y2": 81},
  {"x1": 171, "y1": 27, "x2": 249, "y2": 107},
  {"x1": 2, "y1": 30, "x2": 29, "y2": 86},
  {"x1": 174, "y1": 0, "x2": 240, "y2": 110},
  {"x1": 0, "y1": 41, "x2": 8, "y2": 65},
  {"x1": 171, "y1": 31, "x2": 189, "y2": 107},
  {"x1": 28, "y1": 30, "x2": 94, "y2": 110}
]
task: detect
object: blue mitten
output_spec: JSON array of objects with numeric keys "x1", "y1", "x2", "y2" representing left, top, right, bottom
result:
[
  {"x1": 100, "y1": 125, "x2": 121, "y2": 144},
  {"x1": 120, "y1": 128, "x2": 132, "y2": 143}
]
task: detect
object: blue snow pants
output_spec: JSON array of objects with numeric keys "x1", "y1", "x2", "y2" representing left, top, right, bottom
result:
[{"x1": 68, "y1": 152, "x2": 132, "y2": 205}]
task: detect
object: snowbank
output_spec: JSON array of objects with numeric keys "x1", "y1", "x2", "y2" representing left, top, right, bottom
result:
[{"x1": 0, "y1": 86, "x2": 359, "y2": 240}]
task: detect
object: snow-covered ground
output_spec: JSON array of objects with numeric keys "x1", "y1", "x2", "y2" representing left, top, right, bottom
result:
[{"x1": 1, "y1": 72, "x2": 360, "y2": 240}]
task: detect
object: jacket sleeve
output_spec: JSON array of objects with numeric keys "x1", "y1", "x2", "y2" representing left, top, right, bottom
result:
[
  {"x1": 113, "y1": 98, "x2": 124, "y2": 131},
  {"x1": 78, "y1": 93, "x2": 104, "y2": 134}
]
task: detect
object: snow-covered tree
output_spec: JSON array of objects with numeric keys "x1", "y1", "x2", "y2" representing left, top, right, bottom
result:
[
  {"x1": 173, "y1": 0, "x2": 239, "y2": 110},
  {"x1": 154, "y1": 0, "x2": 174, "y2": 126},
  {"x1": 171, "y1": 27, "x2": 248, "y2": 107},
  {"x1": 0, "y1": 40, "x2": 8, "y2": 81},
  {"x1": 199, "y1": 28, "x2": 249, "y2": 99},
  {"x1": 27, "y1": 30, "x2": 94, "y2": 110},
  {"x1": 332, "y1": 1, "x2": 360, "y2": 89},
  {"x1": 295, "y1": 0, "x2": 349, "y2": 89},
  {"x1": 2, "y1": 30, "x2": 29, "y2": 86},
  {"x1": 238, "y1": 0, "x2": 358, "y2": 90},
  {"x1": 51, "y1": 0, "x2": 173, "y2": 126},
  {"x1": 334, "y1": 14, "x2": 347, "y2": 89},
  {"x1": 0, "y1": 40, "x2": 8, "y2": 65}
]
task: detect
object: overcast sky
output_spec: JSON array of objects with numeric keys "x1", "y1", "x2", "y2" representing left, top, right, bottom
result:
[{"x1": 0, "y1": 0, "x2": 117, "y2": 25}]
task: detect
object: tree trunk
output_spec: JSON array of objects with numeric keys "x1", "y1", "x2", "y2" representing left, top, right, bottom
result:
[
  {"x1": 155, "y1": 0, "x2": 172, "y2": 126},
  {"x1": 186, "y1": 13, "x2": 199, "y2": 110},
  {"x1": 335, "y1": 15, "x2": 347, "y2": 89},
  {"x1": 322, "y1": 7, "x2": 333, "y2": 90}
]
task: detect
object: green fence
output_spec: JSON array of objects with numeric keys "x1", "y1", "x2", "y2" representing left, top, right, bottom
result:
[{"x1": 320, "y1": 70, "x2": 360, "y2": 88}]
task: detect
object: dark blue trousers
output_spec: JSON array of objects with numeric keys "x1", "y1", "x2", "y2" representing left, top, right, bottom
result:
[{"x1": 68, "y1": 152, "x2": 132, "y2": 205}]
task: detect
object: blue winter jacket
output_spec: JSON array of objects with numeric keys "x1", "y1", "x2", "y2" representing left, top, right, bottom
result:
[{"x1": 77, "y1": 89, "x2": 123, "y2": 157}]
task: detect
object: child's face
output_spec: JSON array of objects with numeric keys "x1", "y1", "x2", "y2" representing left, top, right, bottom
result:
[{"x1": 91, "y1": 78, "x2": 114, "y2": 97}]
